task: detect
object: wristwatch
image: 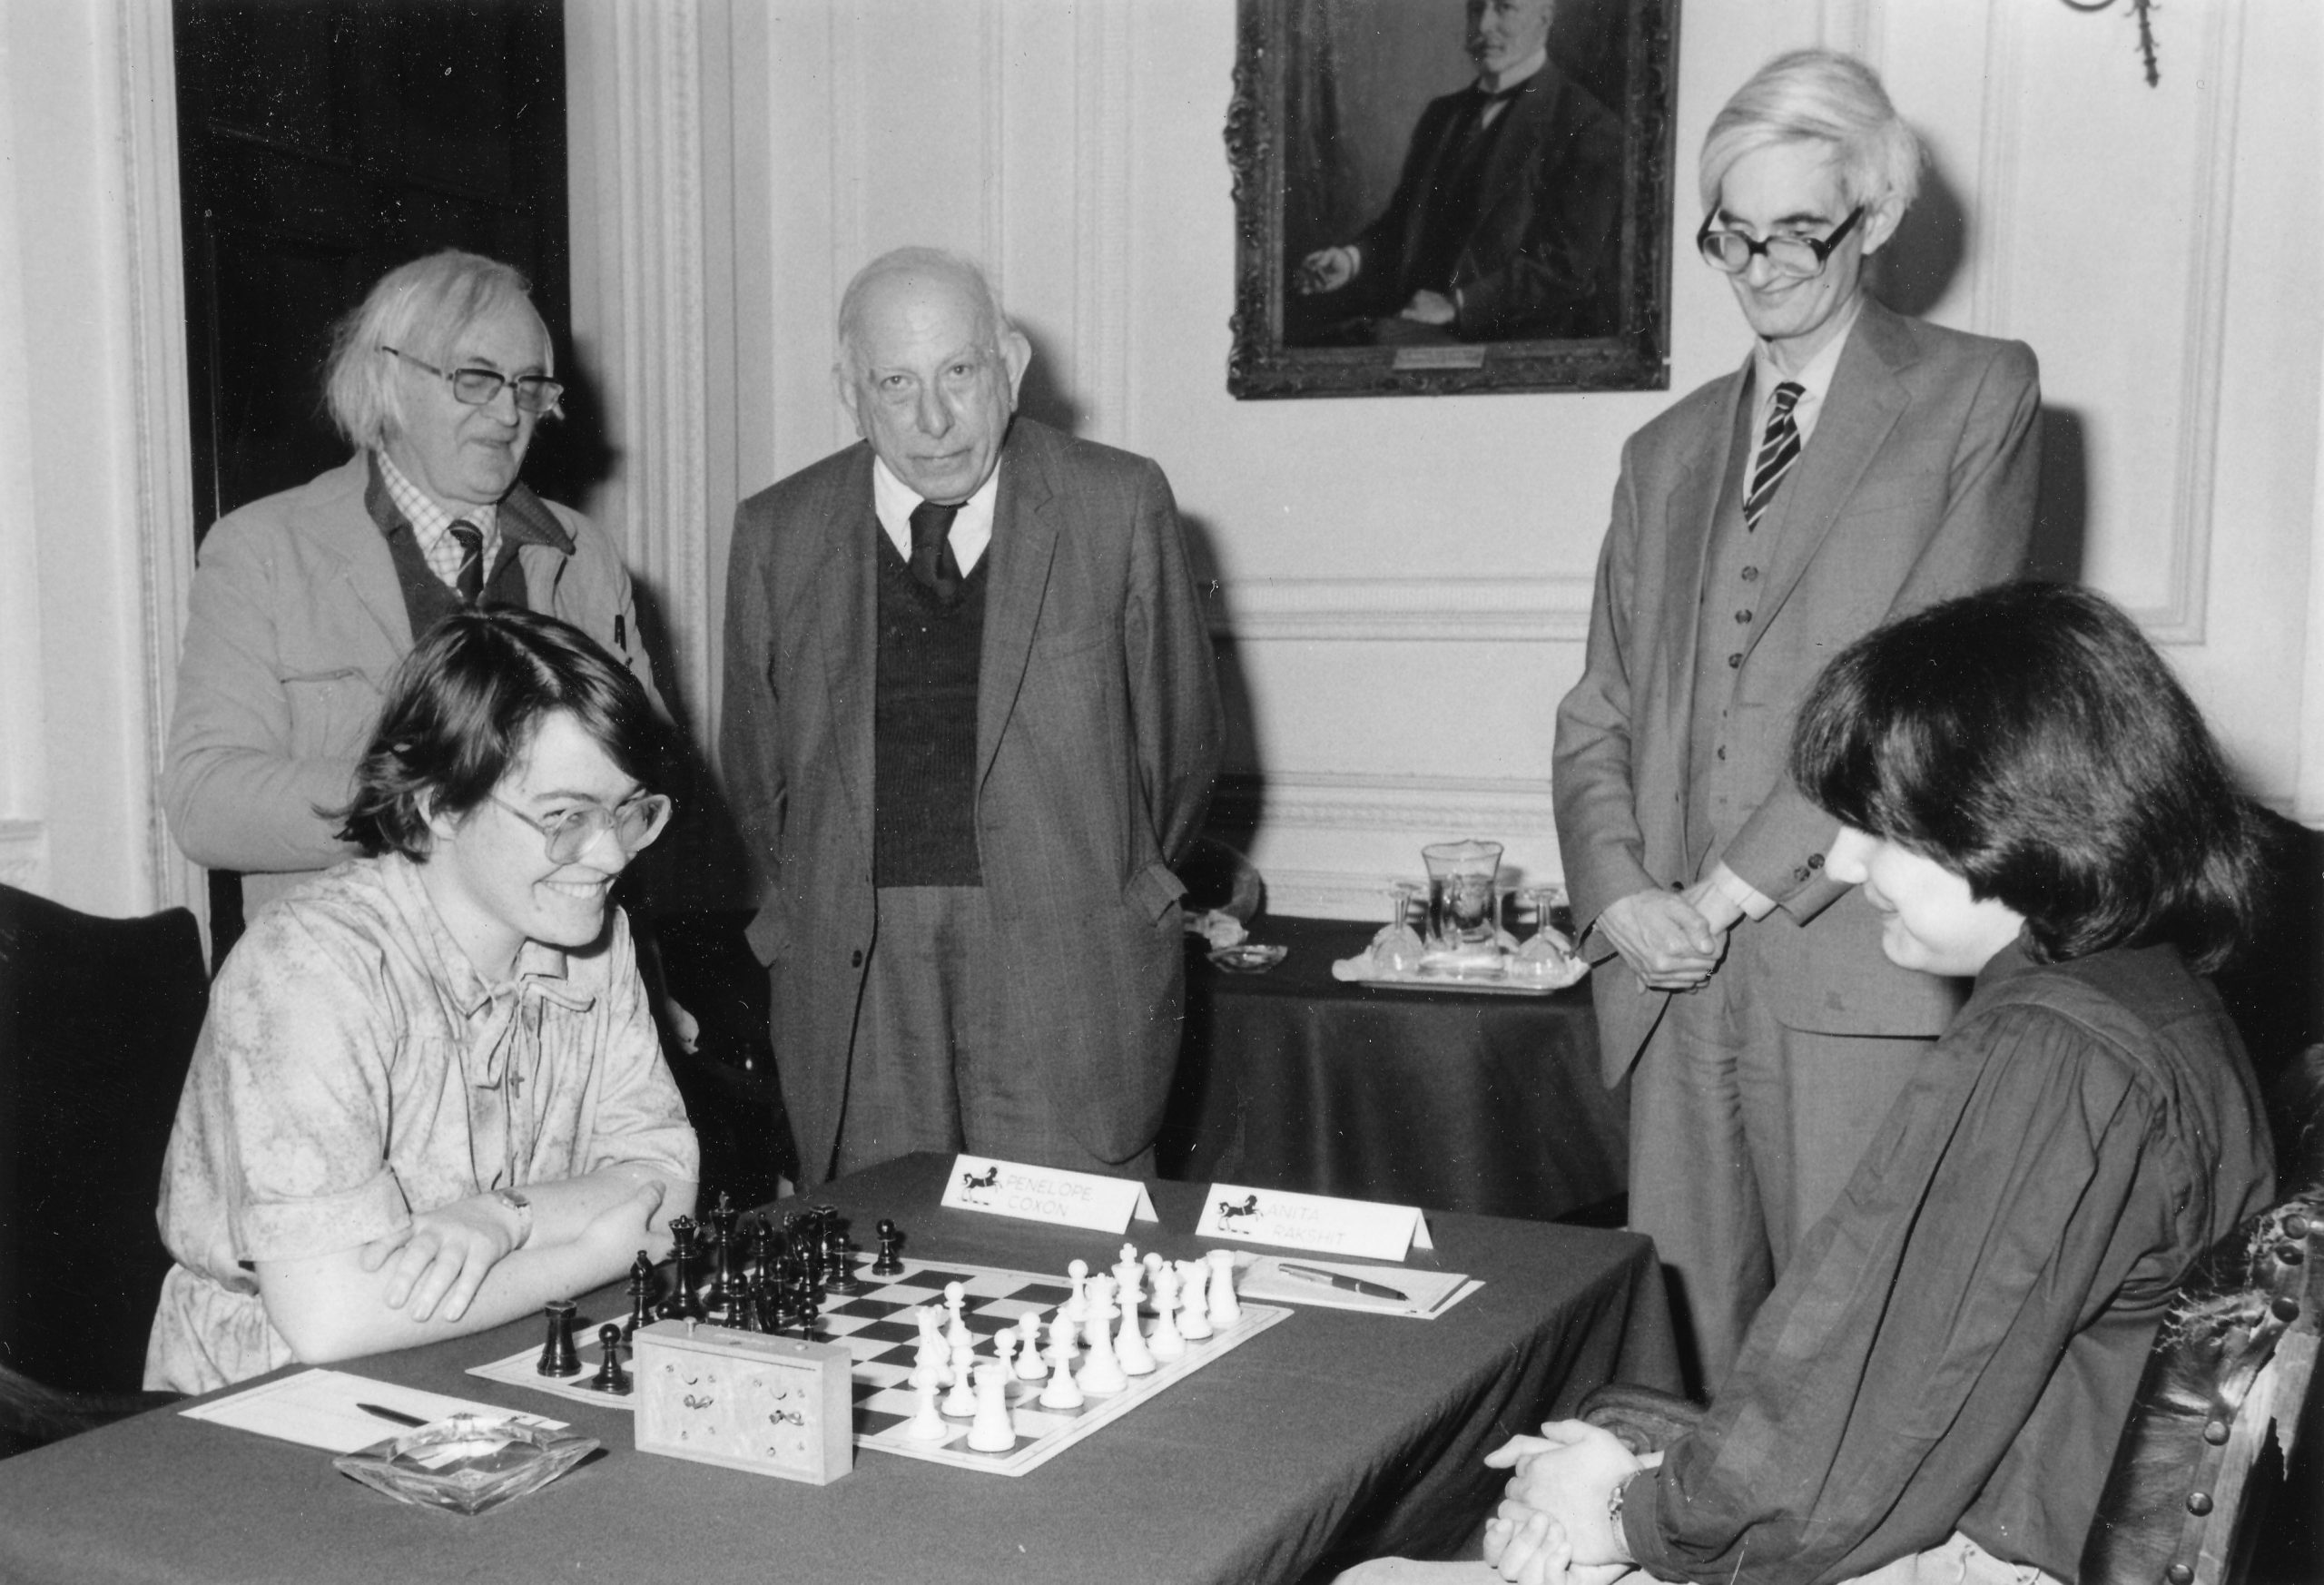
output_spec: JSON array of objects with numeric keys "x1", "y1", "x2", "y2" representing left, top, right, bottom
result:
[{"x1": 491, "y1": 1186, "x2": 534, "y2": 1249}]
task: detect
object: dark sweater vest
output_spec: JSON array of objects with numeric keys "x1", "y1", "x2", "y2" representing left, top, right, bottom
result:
[{"x1": 872, "y1": 531, "x2": 985, "y2": 887}]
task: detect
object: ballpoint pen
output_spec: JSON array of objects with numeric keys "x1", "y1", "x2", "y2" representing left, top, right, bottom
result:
[
  {"x1": 357, "y1": 1402, "x2": 430, "y2": 1428},
  {"x1": 1277, "y1": 1262, "x2": 1409, "y2": 1303}
]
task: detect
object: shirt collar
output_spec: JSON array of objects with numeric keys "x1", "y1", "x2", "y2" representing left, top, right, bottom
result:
[
  {"x1": 377, "y1": 851, "x2": 589, "y2": 1019},
  {"x1": 374, "y1": 449, "x2": 498, "y2": 542},
  {"x1": 1477, "y1": 48, "x2": 1548, "y2": 96},
  {"x1": 870, "y1": 453, "x2": 1003, "y2": 575},
  {"x1": 1750, "y1": 292, "x2": 1864, "y2": 447}
]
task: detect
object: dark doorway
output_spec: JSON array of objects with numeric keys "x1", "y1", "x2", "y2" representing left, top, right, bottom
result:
[{"x1": 173, "y1": 0, "x2": 572, "y2": 961}]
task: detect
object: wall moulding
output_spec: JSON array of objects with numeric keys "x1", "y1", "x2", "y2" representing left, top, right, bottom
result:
[
  {"x1": 1206, "y1": 576, "x2": 1594, "y2": 643},
  {"x1": 1211, "y1": 770, "x2": 1558, "y2": 838}
]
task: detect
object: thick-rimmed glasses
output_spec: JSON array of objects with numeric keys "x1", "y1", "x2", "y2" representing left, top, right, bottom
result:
[
  {"x1": 1696, "y1": 205, "x2": 1866, "y2": 279},
  {"x1": 488, "y1": 791, "x2": 673, "y2": 863},
  {"x1": 382, "y1": 347, "x2": 566, "y2": 416}
]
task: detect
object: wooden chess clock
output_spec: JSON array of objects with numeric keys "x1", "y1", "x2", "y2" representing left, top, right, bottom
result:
[{"x1": 632, "y1": 1320, "x2": 854, "y2": 1483}]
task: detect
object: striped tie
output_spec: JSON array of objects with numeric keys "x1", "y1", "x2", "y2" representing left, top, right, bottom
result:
[
  {"x1": 449, "y1": 520, "x2": 485, "y2": 603},
  {"x1": 1742, "y1": 381, "x2": 1805, "y2": 533}
]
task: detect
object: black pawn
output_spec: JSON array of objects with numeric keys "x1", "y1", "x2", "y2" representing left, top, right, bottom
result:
[
  {"x1": 872, "y1": 1218, "x2": 904, "y2": 1276},
  {"x1": 704, "y1": 1214, "x2": 736, "y2": 1317},
  {"x1": 591, "y1": 1324, "x2": 632, "y2": 1395},
  {"x1": 822, "y1": 1220, "x2": 861, "y2": 1295},
  {"x1": 537, "y1": 1299, "x2": 582, "y2": 1377},
  {"x1": 625, "y1": 1249, "x2": 657, "y2": 1341}
]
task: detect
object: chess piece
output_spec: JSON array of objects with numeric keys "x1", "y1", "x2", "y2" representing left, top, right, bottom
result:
[
  {"x1": 907, "y1": 1380, "x2": 950, "y2": 1442},
  {"x1": 1176, "y1": 1258, "x2": 1214, "y2": 1341},
  {"x1": 657, "y1": 1217, "x2": 704, "y2": 1321},
  {"x1": 793, "y1": 1278, "x2": 822, "y2": 1340},
  {"x1": 1039, "y1": 1322, "x2": 1085, "y2": 1409},
  {"x1": 1147, "y1": 1264, "x2": 1187, "y2": 1361},
  {"x1": 1116, "y1": 1290, "x2": 1156, "y2": 1375},
  {"x1": 1078, "y1": 1281, "x2": 1127, "y2": 1393},
  {"x1": 703, "y1": 1207, "x2": 736, "y2": 1317},
  {"x1": 966, "y1": 1362, "x2": 1015, "y2": 1452},
  {"x1": 1206, "y1": 1249, "x2": 1243, "y2": 1327},
  {"x1": 872, "y1": 1217, "x2": 905, "y2": 1276},
  {"x1": 942, "y1": 1340, "x2": 979, "y2": 1417},
  {"x1": 537, "y1": 1299, "x2": 582, "y2": 1377},
  {"x1": 590, "y1": 1324, "x2": 632, "y2": 1394},
  {"x1": 943, "y1": 1281, "x2": 973, "y2": 1352},
  {"x1": 822, "y1": 1219, "x2": 861, "y2": 1295},
  {"x1": 1013, "y1": 1313, "x2": 1049, "y2": 1380},
  {"x1": 1063, "y1": 1258, "x2": 1090, "y2": 1325},
  {"x1": 624, "y1": 1250, "x2": 656, "y2": 1341}
]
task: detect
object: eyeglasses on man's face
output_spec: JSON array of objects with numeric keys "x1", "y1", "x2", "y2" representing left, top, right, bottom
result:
[
  {"x1": 382, "y1": 346, "x2": 566, "y2": 416},
  {"x1": 1696, "y1": 205, "x2": 1866, "y2": 280},
  {"x1": 488, "y1": 790, "x2": 673, "y2": 864}
]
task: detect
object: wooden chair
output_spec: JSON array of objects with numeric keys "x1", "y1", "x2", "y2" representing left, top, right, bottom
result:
[
  {"x1": 0, "y1": 883, "x2": 208, "y2": 1451},
  {"x1": 1576, "y1": 1051, "x2": 2324, "y2": 1585}
]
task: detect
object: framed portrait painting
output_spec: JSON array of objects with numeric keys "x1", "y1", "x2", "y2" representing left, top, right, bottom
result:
[{"x1": 1226, "y1": 0, "x2": 1677, "y2": 399}]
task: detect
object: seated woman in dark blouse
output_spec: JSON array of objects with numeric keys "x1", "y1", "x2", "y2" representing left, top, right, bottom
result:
[{"x1": 1351, "y1": 583, "x2": 2277, "y2": 1585}]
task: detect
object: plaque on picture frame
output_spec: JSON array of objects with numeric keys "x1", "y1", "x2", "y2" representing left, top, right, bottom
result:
[{"x1": 1226, "y1": 0, "x2": 1678, "y2": 399}]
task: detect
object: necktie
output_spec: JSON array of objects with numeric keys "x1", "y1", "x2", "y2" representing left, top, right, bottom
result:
[
  {"x1": 450, "y1": 519, "x2": 485, "y2": 603},
  {"x1": 1742, "y1": 382, "x2": 1804, "y2": 533},
  {"x1": 908, "y1": 500, "x2": 963, "y2": 605}
]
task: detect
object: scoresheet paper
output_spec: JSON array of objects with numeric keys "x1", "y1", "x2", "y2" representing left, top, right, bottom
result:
[
  {"x1": 180, "y1": 1367, "x2": 568, "y2": 1453},
  {"x1": 1237, "y1": 1256, "x2": 1478, "y2": 1319}
]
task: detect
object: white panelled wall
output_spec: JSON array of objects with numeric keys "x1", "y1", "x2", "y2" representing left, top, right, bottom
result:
[{"x1": 3, "y1": 2, "x2": 2319, "y2": 928}]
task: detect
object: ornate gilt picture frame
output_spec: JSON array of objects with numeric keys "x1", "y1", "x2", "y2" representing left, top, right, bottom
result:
[{"x1": 1226, "y1": 0, "x2": 1678, "y2": 399}]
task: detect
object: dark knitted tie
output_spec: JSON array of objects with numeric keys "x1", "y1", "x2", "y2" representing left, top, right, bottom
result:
[
  {"x1": 1742, "y1": 382, "x2": 1805, "y2": 533},
  {"x1": 449, "y1": 519, "x2": 485, "y2": 603},
  {"x1": 908, "y1": 500, "x2": 963, "y2": 605}
]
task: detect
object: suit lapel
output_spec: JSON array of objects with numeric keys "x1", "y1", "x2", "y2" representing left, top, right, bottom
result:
[
  {"x1": 1746, "y1": 302, "x2": 1914, "y2": 654},
  {"x1": 1659, "y1": 362, "x2": 1749, "y2": 700},
  {"x1": 1474, "y1": 73, "x2": 1556, "y2": 223},
  {"x1": 813, "y1": 448, "x2": 880, "y2": 844},
  {"x1": 976, "y1": 423, "x2": 1059, "y2": 793},
  {"x1": 331, "y1": 457, "x2": 418, "y2": 659}
]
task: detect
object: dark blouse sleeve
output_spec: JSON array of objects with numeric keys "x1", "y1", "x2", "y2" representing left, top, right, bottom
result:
[{"x1": 1623, "y1": 999, "x2": 2163, "y2": 1585}]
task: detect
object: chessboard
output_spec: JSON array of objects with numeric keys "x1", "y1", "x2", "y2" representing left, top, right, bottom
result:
[{"x1": 468, "y1": 1254, "x2": 1291, "y2": 1477}]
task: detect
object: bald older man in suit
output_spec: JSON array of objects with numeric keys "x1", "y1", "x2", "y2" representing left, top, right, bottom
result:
[
  {"x1": 1554, "y1": 51, "x2": 2041, "y2": 1394},
  {"x1": 722, "y1": 248, "x2": 1222, "y2": 1186}
]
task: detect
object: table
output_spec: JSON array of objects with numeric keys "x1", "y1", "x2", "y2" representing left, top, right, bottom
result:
[
  {"x1": 1161, "y1": 917, "x2": 1629, "y2": 1224},
  {"x1": 0, "y1": 1155, "x2": 1678, "y2": 1585}
]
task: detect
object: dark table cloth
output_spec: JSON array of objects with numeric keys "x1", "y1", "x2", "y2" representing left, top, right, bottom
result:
[
  {"x1": 0, "y1": 1155, "x2": 1677, "y2": 1585},
  {"x1": 1162, "y1": 916, "x2": 1628, "y2": 1223}
]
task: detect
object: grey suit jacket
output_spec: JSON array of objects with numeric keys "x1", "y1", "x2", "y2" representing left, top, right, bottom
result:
[
  {"x1": 720, "y1": 418, "x2": 1223, "y2": 1176},
  {"x1": 1554, "y1": 298, "x2": 2041, "y2": 1083}
]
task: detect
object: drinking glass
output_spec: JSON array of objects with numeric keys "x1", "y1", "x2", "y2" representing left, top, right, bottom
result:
[
  {"x1": 1422, "y1": 840, "x2": 1502, "y2": 951},
  {"x1": 1371, "y1": 882, "x2": 1424, "y2": 972}
]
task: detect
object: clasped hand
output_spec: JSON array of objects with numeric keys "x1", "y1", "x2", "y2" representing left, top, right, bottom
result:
[
  {"x1": 1596, "y1": 889, "x2": 1727, "y2": 991},
  {"x1": 358, "y1": 1179, "x2": 665, "y2": 1324},
  {"x1": 1478, "y1": 1421, "x2": 1643, "y2": 1584}
]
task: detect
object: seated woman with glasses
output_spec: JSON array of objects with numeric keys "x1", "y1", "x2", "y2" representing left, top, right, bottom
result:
[
  {"x1": 162, "y1": 248, "x2": 657, "y2": 928},
  {"x1": 146, "y1": 609, "x2": 698, "y2": 1395},
  {"x1": 1351, "y1": 583, "x2": 2276, "y2": 1585}
]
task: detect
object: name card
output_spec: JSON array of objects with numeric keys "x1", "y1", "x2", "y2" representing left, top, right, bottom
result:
[
  {"x1": 939, "y1": 1154, "x2": 1159, "y2": 1234},
  {"x1": 1195, "y1": 1183, "x2": 1433, "y2": 1261}
]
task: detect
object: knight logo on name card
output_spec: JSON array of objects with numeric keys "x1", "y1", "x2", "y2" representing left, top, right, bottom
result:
[
  {"x1": 1195, "y1": 1183, "x2": 1433, "y2": 1261},
  {"x1": 939, "y1": 1154, "x2": 1160, "y2": 1234}
]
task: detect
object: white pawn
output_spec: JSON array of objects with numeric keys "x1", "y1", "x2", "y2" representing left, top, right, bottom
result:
[
  {"x1": 944, "y1": 1281, "x2": 973, "y2": 1352},
  {"x1": 1014, "y1": 1313, "x2": 1049, "y2": 1380},
  {"x1": 908, "y1": 1379, "x2": 950, "y2": 1442},
  {"x1": 1206, "y1": 1248, "x2": 1243, "y2": 1328},
  {"x1": 1039, "y1": 1321, "x2": 1084, "y2": 1408},
  {"x1": 967, "y1": 1362, "x2": 1016, "y2": 1452},
  {"x1": 991, "y1": 1326, "x2": 1018, "y2": 1378},
  {"x1": 1175, "y1": 1258, "x2": 1214, "y2": 1340},
  {"x1": 1116, "y1": 1289, "x2": 1156, "y2": 1375},
  {"x1": 943, "y1": 1338, "x2": 979, "y2": 1416},
  {"x1": 1147, "y1": 1264, "x2": 1187, "y2": 1361},
  {"x1": 1063, "y1": 1259, "x2": 1090, "y2": 1325}
]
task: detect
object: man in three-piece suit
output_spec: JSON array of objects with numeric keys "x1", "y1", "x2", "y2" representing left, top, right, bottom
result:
[
  {"x1": 1553, "y1": 52, "x2": 2041, "y2": 1393},
  {"x1": 721, "y1": 248, "x2": 1222, "y2": 1186},
  {"x1": 1291, "y1": 0, "x2": 1623, "y2": 343}
]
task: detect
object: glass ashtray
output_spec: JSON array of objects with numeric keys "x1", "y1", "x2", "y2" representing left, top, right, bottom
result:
[
  {"x1": 334, "y1": 1413, "x2": 599, "y2": 1515},
  {"x1": 1209, "y1": 942, "x2": 1287, "y2": 973}
]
